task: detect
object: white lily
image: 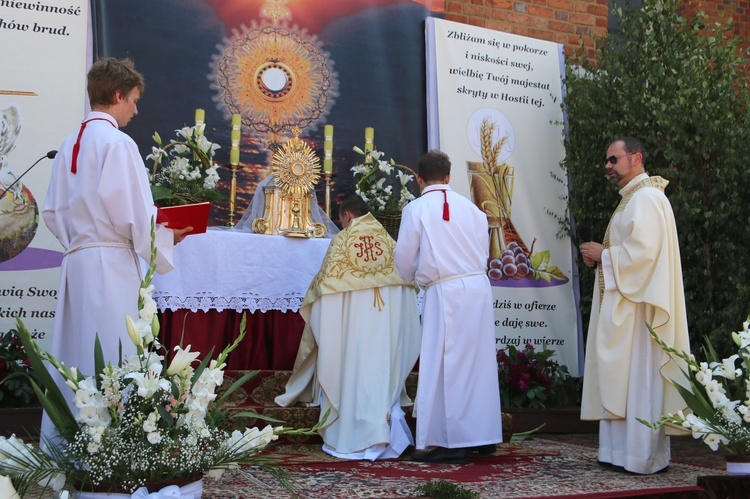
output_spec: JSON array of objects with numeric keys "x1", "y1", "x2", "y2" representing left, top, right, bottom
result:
[
  {"x1": 126, "y1": 365, "x2": 171, "y2": 399},
  {"x1": 167, "y1": 345, "x2": 200, "y2": 376}
]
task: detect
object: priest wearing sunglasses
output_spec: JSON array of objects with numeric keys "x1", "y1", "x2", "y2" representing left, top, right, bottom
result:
[{"x1": 579, "y1": 137, "x2": 691, "y2": 474}]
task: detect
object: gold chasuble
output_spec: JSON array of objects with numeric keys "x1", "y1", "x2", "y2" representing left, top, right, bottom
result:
[
  {"x1": 301, "y1": 212, "x2": 414, "y2": 313},
  {"x1": 581, "y1": 175, "x2": 690, "y2": 431}
]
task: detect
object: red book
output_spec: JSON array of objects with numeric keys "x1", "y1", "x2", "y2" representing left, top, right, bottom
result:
[{"x1": 156, "y1": 202, "x2": 211, "y2": 235}]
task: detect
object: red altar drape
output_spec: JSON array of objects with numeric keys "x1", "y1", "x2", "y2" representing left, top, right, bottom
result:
[{"x1": 158, "y1": 309, "x2": 306, "y2": 371}]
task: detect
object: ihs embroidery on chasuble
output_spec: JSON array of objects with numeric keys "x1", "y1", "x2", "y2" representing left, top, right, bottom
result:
[{"x1": 317, "y1": 227, "x2": 396, "y2": 282}]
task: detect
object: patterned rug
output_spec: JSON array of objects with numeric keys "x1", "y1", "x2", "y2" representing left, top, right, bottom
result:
[{"x1": 202, "y1": 438, "x2": 714, "y2": 498}]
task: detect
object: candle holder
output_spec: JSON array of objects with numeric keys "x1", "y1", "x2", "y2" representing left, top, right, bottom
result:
[
  {"x1": 226, "y1": 162, "x2": 243, "y2": 227},
  {"x1": 324, "y1": 171, "x2": 333, "y2": 218}
]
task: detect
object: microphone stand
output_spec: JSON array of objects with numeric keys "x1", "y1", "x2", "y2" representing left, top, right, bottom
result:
[{"x1": 0, "y1": 151, "x2": 57, "y2": 202}]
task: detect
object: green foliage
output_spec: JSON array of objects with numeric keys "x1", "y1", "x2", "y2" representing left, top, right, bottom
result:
[
  {"x1": 0, "y1": 329, "x2": 40, "y2": 407},
  {"x1": 562, "y1": 0, "x2": 750, "y2": 356},
  {"x1": 497, "y1": 343, "x2": 571, "y2": 409},
  {"x1": 413, "y1": 479, "x2": 479, "y2": 499}
]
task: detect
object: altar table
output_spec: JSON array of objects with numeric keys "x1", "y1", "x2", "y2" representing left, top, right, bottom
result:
[{"x1": 152, "y1": 228, "x2": 331, "y2": 370}]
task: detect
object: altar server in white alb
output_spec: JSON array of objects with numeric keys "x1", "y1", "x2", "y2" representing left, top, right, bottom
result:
[
  {"x1": 42, "y1": 58, "x2": 192, "y2": 443},
  {"x1": 275, "y1": 195, "x2": 422, "y2": 460},
  {"x1": 579, "y1": 137, "x2": 690, "y2": 474},
  {"x1": 394, "y1": 150, "x2": 503, "y2": 464}
]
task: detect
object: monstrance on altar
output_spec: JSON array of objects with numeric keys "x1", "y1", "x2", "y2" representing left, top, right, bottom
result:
[{"x1": 250, "y1": 128, "x2": 328, "y2": 238}]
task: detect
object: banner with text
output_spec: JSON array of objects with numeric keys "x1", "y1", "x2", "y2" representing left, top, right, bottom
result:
[
  {"x1": 426, "y1": 17, "x2": 581, "y2": 374},
  {"x1": 0, "y1": 1, "x2": 90, "y2": 351}
]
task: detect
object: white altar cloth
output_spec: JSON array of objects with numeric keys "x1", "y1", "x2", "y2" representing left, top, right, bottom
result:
[{"x1": 152, "y1": 228, "x2": 331, "y2": 313}]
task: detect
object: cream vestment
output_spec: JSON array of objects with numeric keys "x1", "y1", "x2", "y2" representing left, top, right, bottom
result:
[
  {"x1": 580, "y1": 173, "x2": 690, "y2": 474},
  {"x1": 275, "y1": 213, "x2": 421, "y2": 459}
]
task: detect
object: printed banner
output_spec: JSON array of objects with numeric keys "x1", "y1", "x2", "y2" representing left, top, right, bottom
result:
[
  {"x1": 0, "y1": 1, "x2": 90, "y2": 351},
  {"x1": 426, "y1": 17, "x2": 581, "y2": 374}
]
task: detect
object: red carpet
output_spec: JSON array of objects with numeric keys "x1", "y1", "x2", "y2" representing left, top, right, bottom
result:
[{"x1": 201, "y1": 438, "x2": 712, "y2": 498}]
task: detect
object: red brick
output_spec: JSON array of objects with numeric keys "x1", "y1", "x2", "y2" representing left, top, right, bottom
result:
[
  {"x1": 469, "y1": 17, "x2": 485, "y2": 27},
  {"x1": 507, "y1": 11, "x2": 534, "y2": 25},
  {"x1": 533, "y1": 15, "x2": 550, "y2": 28},
  {"x1": 512, "y1": 25, "x2": 529, "y2": 36},
  {"x1": 529, "y1": 5, "x2": 555, "y2": 17},
  {"x1": 446, "y1": 2, "x2": 464, "y2": 14},
  {"x1": 491, "y1": 9, "x2": 508, "y2": 20},
  {"x1": 464, "y1": 4, "x2": 492, "y2": 16},
  {"x1": 569, "y1": 13, "x2": 596, "y2": 26},
  {"x1": 487, "y1": 0, "x2": 513, "y2": 8},
  {"x1": 587, "y1": 4, "x2": 608, "y2": 16},
  {"x1": 528, "y1": 28, "x2": 555, "y2": 41},
  {"x1": 549, "y1": 0, "x2": 574, "y2": 10},
  {"x1": 549, "y1": 20, "x2": 576, "y2": 33},
  {"x1": 470, "y1": 0, "x2": 486, "y2": 4}
]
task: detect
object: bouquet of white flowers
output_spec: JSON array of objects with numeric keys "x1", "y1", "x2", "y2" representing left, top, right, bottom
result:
[
  {"x1": 641, "y1": 317, "x2": 750, "y2": 455},
  {"x1": 0, "y1": 221, "x2": 321, "y2": 497},
  {"x1": 350, "y1": 146, "x2": 415, "y2": 217},
  {"x1": 147, "y1": 125, "x2": 223, "y2": 206}
]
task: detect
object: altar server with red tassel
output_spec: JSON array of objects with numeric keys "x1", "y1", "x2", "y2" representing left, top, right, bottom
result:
[
  {"x1": 41, "y1": 58, "x2": 191, "y2": 446},
  {"x1": 394, "y1": 150, "x2": 503, "y2": 464}
]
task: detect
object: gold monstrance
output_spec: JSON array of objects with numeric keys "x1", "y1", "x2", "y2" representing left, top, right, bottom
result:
[{"x1": 251, "y1": 129, "x2": 327, "y2": 238}]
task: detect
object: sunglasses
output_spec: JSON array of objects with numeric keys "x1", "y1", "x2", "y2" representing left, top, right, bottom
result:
[{"x1": 605, "y1": 153, "x2": 636, "y2": 165}]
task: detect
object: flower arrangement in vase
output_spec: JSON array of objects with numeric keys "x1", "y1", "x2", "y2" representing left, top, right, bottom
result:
[
  {"x1": 0, "y1": 222, "x2": 321, "y2": 497},
  {"x1": 146, "y1": 125, "x2": 224, "y2": 207},
  {"x1": 641, "y1": 317, "x2": 750, "y2": 461},
  {"x1": 497, "y1": 343, "x2": 571, "y2": 409},
  {"x1": 350, "y1": 146, "x2": 416, "y2": 239}
]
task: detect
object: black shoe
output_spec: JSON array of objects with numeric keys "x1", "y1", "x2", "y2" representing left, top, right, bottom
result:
[
  {"x1": 399, "y1": 445, "x2": 415, "y2": 458},
  {"x1": 410, "y1": 446, "x2": 470, "y2": 464},
  {"x1": 469, "y1": 444, "x2": 496, "y2": 456}
]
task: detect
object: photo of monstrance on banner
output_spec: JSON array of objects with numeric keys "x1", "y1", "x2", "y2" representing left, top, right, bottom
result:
[
  {"x1": 466, "y1": 111, "x2": 568, "y2": 288},
  {"x1": 210, "y1": 0, "x2": 339, "y2": 237}
]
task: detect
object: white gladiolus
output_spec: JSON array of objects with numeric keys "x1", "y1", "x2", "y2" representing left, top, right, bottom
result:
[{"x1": 703, "y1": 433, "x2": 729, "y2": 451}]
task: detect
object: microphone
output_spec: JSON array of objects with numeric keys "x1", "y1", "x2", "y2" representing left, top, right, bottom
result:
[
  {"x1": 577, "y1": 223, "x2": 598, "y2": 268},
  {"x1": 577, "y1": 224, "x2": 592, "y2": 244},
  {"x1": 0, "y1": 150, "x2": 57, "y2": 201}
]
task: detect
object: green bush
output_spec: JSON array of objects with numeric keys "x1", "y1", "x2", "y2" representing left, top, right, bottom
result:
[
  {"x1": 413, "y1": 479, "x2": 479, "y2": 499},
  {"x1": 562, "y1": 0, "x2": 750, "y2": 357}
]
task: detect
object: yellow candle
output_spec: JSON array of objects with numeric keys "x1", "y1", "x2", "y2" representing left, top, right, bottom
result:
[
  {"x1": 230, "y1": 121, "x2": 241, "y2": 165},
  {"x1": 194, "y1": 108, "x2": 205, "y2": 136},
  {"x1": 364, "y1": 127, "x2": 374, "y2": 153},
  {"x1": 323, "y1": 125, "x2": 333, "y2": 173},
  {"x1": 231, "y1": 113, "x2": 241, "y2": 128},
  {"x1": 323, "y1": 141, "x2": 333, "y2": 173}
]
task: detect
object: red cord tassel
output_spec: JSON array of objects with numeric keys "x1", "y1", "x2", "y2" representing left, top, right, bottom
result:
[{"x1": 442, "y1": 190, "x2": 450, "y2": 221}]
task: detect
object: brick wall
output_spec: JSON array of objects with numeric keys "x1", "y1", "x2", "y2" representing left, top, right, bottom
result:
[{"x1": 443, "y1": 0, "x2": 750, "y2": 61}]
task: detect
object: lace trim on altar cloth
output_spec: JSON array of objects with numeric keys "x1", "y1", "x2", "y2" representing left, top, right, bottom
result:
[{"x1": 154, "y1": 295, "x2": 304, "y2": 313}]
